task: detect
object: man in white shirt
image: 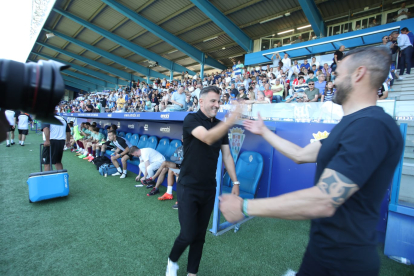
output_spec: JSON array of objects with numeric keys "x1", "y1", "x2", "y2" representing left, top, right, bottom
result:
[
  {"x1": 281, "y1": 53, "x2": 292, "y2": 73},
  {"x1": 130, "y1": 146, "x2": 166, "y2": 189},
  {"x1": 396, "y1": 2, "x2": 410, "y2": 21},
  {"x1": 392, "y1": 31, "x2": 413, "y2": 75},
  {"x1": 41, "y1": 111, "x2": 70, "y2": 171},
  {"x1": 16, "y1": 111, "x2": 32, "y2": 146},
  {"x1": 5, "y1": 110, "x2": 16, "y2": 147}
]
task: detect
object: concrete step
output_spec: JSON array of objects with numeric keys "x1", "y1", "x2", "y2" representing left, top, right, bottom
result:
[
  {"x1": 399, "y1": 173, "x2": 414, "y2": 203},
  {"x1": 397, "y1": 120, "x2": 414, "y2": 127},
  {"x1": 402, "y1": 164, "x2": 414, "y2": 176},
  {"x1": 399, "y1": 95, "x2": 414, "y2": 101}
]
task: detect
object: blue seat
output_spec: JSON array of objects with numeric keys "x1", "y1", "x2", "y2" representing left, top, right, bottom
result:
[
  {"x1": 99, "y1": 129, "x2": 104, "y2": 134},
  {"x1": 130, "y1": 134, "x2": 140, "y2": 147},
  {"x1": 118, "y1": 132, "x2": 125, "y2": 138},
  {"x1": 221, "y1": 151, "x2": 264, "y2": 199},
  {"x1": 137, "y1": 135, "x2": 148, "y2": 148},
  {"x1": 125, "y1": 133, "x2": 132, "y2": 143},
  {"x1": 104, "y1": 129, "x2": 108, "y2": 137},
  {"x1": 156, "y1": 138, "x2": 170, "y2": 158},
  {"x1": 165, "y1": 139, "x2": 182, "y2": 160},
  {"x1": 147, "y1": 136, "x2": 158, "y2": 150}
]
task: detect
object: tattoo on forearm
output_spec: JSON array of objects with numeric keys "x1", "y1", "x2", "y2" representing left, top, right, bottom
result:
[{"x1": 317, "y1": 169, "x2": 359, "y2": 208}]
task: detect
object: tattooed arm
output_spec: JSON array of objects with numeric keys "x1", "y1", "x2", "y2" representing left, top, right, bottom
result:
[{"x1": 220, "y1": 168, "x2": 359, "y2": 222}]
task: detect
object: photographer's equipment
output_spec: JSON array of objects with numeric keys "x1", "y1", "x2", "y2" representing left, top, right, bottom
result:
[
  {"x1": 27, "y1": 143, "x2": 69, "y2": 203},
  {"x1": 0, "y1": 59, "x2": 70, "y2": 124}
]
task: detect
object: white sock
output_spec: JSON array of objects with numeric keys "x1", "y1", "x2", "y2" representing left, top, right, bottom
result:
[
  {"x1": 21, "y1": 141, "x2": 24, "y2": 145},
  {"x1": 167, "y1": 186, "x2": 173, "y2": 194},
  {"x1": 123, "y1": 170, "x2": 127, "y2": 174},
  {"x1": 11, "y1": 139, "x2": 14, "y2": 143},
  {"x1": 117, "y1": 167, "x2": 122, "y2": 173},
  {"x1": 6, "y1": 140, "x2": 10, "y2": 145},
  {"x1": 19, "y1": 141, "x2": 22, "y2": 144}
]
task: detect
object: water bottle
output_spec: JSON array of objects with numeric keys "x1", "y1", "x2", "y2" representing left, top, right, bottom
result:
[{"x1": 388, "y1": 256, "x2": 411, "y2": 265}]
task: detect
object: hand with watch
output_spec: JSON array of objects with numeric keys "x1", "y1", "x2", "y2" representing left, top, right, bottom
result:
[
  {"x1": 219, "y1": 193, "x2": 248, "y2": 223},
  {"x1": 231, "y1": 181, "x2": 240, "y2": 196}
]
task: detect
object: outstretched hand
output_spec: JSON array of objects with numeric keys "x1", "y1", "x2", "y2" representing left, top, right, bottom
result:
[
  {"x1": 219, "y1": 194, "x2": 245, "y2": 223},
  {"x1": 243, "y1": 113, "x2": 267, "y2": 136}
]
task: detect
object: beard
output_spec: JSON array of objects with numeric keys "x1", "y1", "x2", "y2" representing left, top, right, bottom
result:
[{"x1": 333, "y1": 75, "x2": 352, "y2": 105}]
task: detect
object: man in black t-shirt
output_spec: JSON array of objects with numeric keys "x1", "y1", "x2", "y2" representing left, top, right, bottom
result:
[
  {"x1": 220, "y1": 46, "x2": 404, "y2": 275},
  {"x1": 99, "y1": 96, "x2": 107, "y2": 109},
  {"x1": 85, "y1": 100, "x2": 94, "y2": 113},
  {"x1": 332, "y1": 45, "x2": 345, "y2": 72},
  {"x1": 166, "y1": 86, "x2": 241, "y2": 276}
]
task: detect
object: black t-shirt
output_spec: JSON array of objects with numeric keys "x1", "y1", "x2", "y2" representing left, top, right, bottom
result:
[
  {"x1": 85, "y1": 105, "x2": 93, "y2": 113},
  {"x1": 333, "y1": 50, "x2": 343, "y2": 64},
  {"x1": 178, "y1": 110, "x2": 229, "y2": 190},
  {"x1": 99, "y1": 98, "x2": 107, "y2": 107},
  {"x1": 308, "y1": 106, "x2": 403, "y2": 271}
]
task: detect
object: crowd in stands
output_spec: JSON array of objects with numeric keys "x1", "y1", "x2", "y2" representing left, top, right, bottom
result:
[{"x1": 58, "y1": 23, "x2": 412, "y2": 114}]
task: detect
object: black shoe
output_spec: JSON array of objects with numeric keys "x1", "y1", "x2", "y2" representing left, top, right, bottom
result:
[
  {"x1": 20, "y1": 144, "x2": 24, "y2": 146},
  {"x1": 172, "y1": 202, "x2": 178, "y2": 210},
  {"x1": 147, "y1": 188, "x2": 159, "y2": 196},
  {"x1": 146, "y1": 184, "x2": 155, "y2": 189},
  {"x1": 142, "y1": 178, "x2": 155, "y2": 185},
  {"x1": 11, "y1": 142, "x2": 15, "y2": 145},
  {"x1": 6, "y1": 144, "x2": 10, "y2": 147}
]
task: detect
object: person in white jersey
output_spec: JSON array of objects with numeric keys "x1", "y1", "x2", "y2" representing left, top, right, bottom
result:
[
  {"x1": 41, "y1": 109, "x2": 70, "y2": 171},
  {"x1": 16, "y1": 111, "x2": 32, "y2": 146},
  {"x1": 5, "y1": 110, "x2": 16, "y2": 147},
  {"x1": 129, "y1": 146, "x2": 166, "y2": 187}
]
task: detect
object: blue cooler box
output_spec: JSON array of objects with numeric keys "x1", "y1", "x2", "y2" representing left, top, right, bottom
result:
[{"x1": 27, "y1": 170, "x2": 69, "y2": 202}]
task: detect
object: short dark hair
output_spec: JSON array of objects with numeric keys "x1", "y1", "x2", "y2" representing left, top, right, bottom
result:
[
  {"x1": 108, "y1": 130, "x2": 117, "y2": 136},
  {"x1": 111, "y1": 124, "x2": 118, "y2": 130},
  {"x1": 401, "y1": 27, "x2": 409, "y2": 32},
  {"x1": 93, "y1": 127, "x2": 99, "y2": 132},
  {"x1": 200, "y1": 86, "x2": 220, "y2": 98},
  {"x1": 85, "y1": 122, "x2": 90, "y2": 126},
  {"x1": 129, "y1": 146, "x2": 140, "y2": 154},
  {"x1": 342, "y1": 46, "x2": 391, "y2": 90},
  {"x1": 298, "y1": 76, "x2": 304, "y2": 80},
  {"x1": 308, "y1": 70, "x2": 314, "y2": 74}
]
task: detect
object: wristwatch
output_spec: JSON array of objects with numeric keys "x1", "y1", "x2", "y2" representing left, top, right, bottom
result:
[{"x1": 233, "y1": 181, "x2": 240, "y2": 185}]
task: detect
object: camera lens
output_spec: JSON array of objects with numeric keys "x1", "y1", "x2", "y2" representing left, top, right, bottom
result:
[{"x1": 0, "y1": 59, "x2": 70, "y2": 124}]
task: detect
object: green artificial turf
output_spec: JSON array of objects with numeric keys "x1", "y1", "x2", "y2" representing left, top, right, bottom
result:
[{"x1": 0, "y1": 131, "x2": 413, "y2": 275}]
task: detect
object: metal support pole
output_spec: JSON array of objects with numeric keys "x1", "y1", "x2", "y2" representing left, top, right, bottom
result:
[{"x1": 200, "y1": 54, "x2": 205, "y2": 79}]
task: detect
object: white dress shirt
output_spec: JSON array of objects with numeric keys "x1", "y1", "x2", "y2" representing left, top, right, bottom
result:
[{"x1": 398, "y1": 34, "x2": 412, "y2": 50}]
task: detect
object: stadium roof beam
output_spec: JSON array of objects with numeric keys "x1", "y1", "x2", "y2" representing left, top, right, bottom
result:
[
  {"x1": 36, "y1": 41, "x2": 145, "y2": 82},
  {"x1": 65, "y1": 82, "x2": 92, "y2": 92},
  {"x1": 298, "y1": 0, "x2": 327, "y2": 37},
  {"x1": 43, "y1": 28, "x2": 168, "y2": 79},
  {"x1": 31, "y1": 51, "x2": 128, "y2": 86},
  {"x1": 63, "y1": 70, "x2": 110, "y2": 88},
  {"x1": 101, "y1": 0, "x2": 226, "y2": 70},
  {"x1": 62, "y1": 74, "x2": 104, "y2": 90},
  {"x1": 53, "y1": 8, "x2": 196, "y2": 75},
  {"x1": 62, "y1": 77, "x2": 98, "y2": 91},
  {"x1": 189, "y1": 0, "x2": 253, "y2": 53}
]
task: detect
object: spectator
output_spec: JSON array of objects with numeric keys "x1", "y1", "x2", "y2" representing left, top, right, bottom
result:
[
  {"x1": 310, "y1": 57, "x2": 319, "y2": 69},
  {"x1": 151, "y1": 93, "x2": 159, "y2": 106},
  {"x1": 230, "y1": 83, "x2": 238, "y2": 98},
  {"x1": 237, "y1": 87, "x2": 249, "y2": 100},
  {"x1": 221, "y1": 93, "x2": 230, "y2": 105},
  {"x1": 321, "y1": 81, "x2": 336, "y2": 102},
  {"x1": 281, "y1": 53, "x2": 291, "y2": 75},
  {"x1": 85, "y1": 100, "x2": 94, "y2": 113},
  {"x1": 285, "y1": 92, "x2": 302, "y2": 103},
  {"x1": 314, "y1": 74, "x2": 327, "y2": 93},
  {"x1": 304, "y1": 81, "x2": 319, "y2": 102},
  {"x1": 321, "y1": 63, "x2": 332, "y2": 81},
  {"x1": 395, "y1": 2, "x2": 410, "y2": 21},
  {"x1": 378, "y1": 83, "x2": 389, "y2": 100},
  {"x1": 300, "y1": 59, "x2": 310, "y2": 70},
  {"x1": 271, "y1": 79, "x2": 284, "y2": 103},
  {"x1": 245, "y1": 91, "x2": 271, "y2": 104},
  {"x1": 401, "y1": 27, "x2": 414, "y2": 45},
  {"x1": 190, "y1": 97, "x2": 199, "y2": 112},
  {"x1": 306, "y1": 71, "x2": 318, "y2": 84},
  {"x1": 391, "y1": 30, "x2": 412, "y2": 75},
  {"x1": 116, "y1": 95, "x2": 126, "y2": 111},
  {"x1": 107, "y1": 130, "x2": 132, "y2": 179},
  {"x1": 184, "y1": 95, "x2": 193, "y2": 111},
  {"x1": 170, "y1": 87, "x2": 186, "y2": 111},
  {"x1": 130, "y1": 146, "x2": 166, "y2": 190},
  {"x1": 290, "y1": 76, "x2": 308, "y2": 95},
  {"x1": 369, "y1": 18, "x2": 379, "y2": 27},
  {"x1": 332, "y1": 45, "x2": 345, "y2": 72},
  {"x1": 16, "y1": 111, "x2": 32, "y2": 146},
  {"x1": 263, "y1": 83, "x2": 273, "y2": 102},
  {"x1": 271, "y1": 53, "x2": 281, "y2": 69}
]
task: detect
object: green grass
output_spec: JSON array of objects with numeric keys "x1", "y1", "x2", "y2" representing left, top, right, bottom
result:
[{"x1": 0, "y1": 131, "x2": 413, "y2": 275}]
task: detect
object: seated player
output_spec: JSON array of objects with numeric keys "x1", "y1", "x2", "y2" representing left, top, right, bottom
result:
[
  {"x1": 76, "y1": 122, "x2": 92, "y2": 157},
  {"x1": 84, "y1": 127, "x2": 106, "y2": 161},
  {"x1": 96, "y1": 125, "x2": 118, "y2": 157},
  {"x1": 129, "y1": 146, "x2": 166, "y2": 195},
  {"x1": 107, "y1": 130, "x2": 132, "y2": 179},
  {"x1": 139, "y1": 138, "x2": 184, "y2": 198}
]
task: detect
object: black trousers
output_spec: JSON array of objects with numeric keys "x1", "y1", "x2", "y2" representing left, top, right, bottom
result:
[
  {"x1": 297, "y1": 249, "x2": 379, "y2": 276},
  {"x1": 400, "y1": 46, "x2": 413, "y2": 75},
  {"x1": 169, "y1": 184, "x2": 216, "y2": 274}
]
